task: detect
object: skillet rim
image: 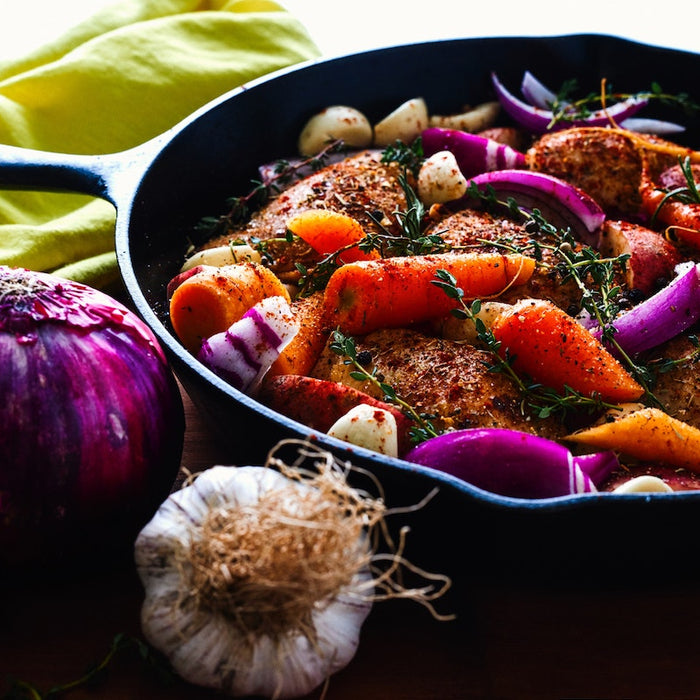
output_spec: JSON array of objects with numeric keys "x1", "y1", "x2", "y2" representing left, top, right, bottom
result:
[{"x1": 115, "y1": 32, "x2": 700, "y2": 515}]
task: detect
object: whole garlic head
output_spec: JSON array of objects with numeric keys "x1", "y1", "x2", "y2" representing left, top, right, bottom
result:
[{"x1": 135, "y1": 465, "x2": 373, "y2": 699}]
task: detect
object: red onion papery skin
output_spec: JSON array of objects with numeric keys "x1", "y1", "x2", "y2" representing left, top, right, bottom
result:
[{"x1": 0, "y1": 267, "x2": 185, "y2": 570}]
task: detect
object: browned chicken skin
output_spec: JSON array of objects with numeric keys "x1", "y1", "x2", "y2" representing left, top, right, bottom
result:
[
  {"x1": 426, "y1": 206, "x2": 583, "y2": 311},
  {"x1": 526, "y1": 127, "x2": 679, "y2": 219},
  {"x1": 310, "y1": 327, "x2": 567, "y2": 439},
  {"x1": 187, "y1": 127, "x2": 700, "y2": 483},
  {"x1": 206, "y1": 150, "x2": 408, "y2": 247}
]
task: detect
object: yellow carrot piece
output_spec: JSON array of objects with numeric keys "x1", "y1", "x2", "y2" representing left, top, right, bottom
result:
[
  {"x1": 566, "y1": 407, "x2": 700, "y2": 471},
  {"x1": 490, "y1": 298, "x2": 644, "y2": 404},
  {"x1": 286, "y1": 209, "x2": 379, "y2": 263},
  {"x1": 322, "y1": 252, "x2": 535, "y2": 335},
  {"x1": 169, "y1": 262, "x2": 290, "y2": 354}
]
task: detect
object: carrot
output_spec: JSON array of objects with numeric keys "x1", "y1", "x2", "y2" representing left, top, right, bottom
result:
[
  {"x1": 286, "y1": 209, "x2": 379, "y2": 263},
  {"x1": 490, "y1": 298, "x2": 644, "y2": 403},
  {"x1": 257, "y1": 374, "x2": 413, "y2": 456},
  {"x1": 267, "y1": 292, "x2": 329, "y2": 377},
  {"x1": 322, "y1": 252, "x2": 535, "y2": 335},
  {"x1": 169, "y1": 262, "x2": 290, "y2": 354},
  {"x1": 566, "y1": 407, "x2": 700, "y2": 471}
]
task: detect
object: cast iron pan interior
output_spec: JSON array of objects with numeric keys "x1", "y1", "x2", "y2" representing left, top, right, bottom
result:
[
  {"x1": 4, "y1": 34, "x2": 699, "y2": 584},
  {"x1": 116, "y1": 34, "x2": 700, "y2": 584}
]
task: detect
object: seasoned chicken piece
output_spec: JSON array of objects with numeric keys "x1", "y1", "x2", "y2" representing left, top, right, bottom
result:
[
  {"x1": 526, "y1": 127, "x2": 679, "y2": 219},
  {"x1": 425, "y1": 206, "x2": 583, "y2": 312},
  {"x1": 207, "y1": 150, "x2": 408, "y2": 247},
  {"x1": 647, "y1": 333, "x2": 700, "y2": 429},
  {"x1": 310, "y1": 327, "x2": 565, "y2": 439}
]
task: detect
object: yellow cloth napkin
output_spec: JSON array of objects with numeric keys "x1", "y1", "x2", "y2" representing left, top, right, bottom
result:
[{"x1": 0, "y1": 0, "x2": 320, "y2": 288}]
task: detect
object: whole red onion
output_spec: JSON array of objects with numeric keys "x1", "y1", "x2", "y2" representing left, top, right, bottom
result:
[{"x1": 0, "y1": 266, "x2": 184, "y2": 568}]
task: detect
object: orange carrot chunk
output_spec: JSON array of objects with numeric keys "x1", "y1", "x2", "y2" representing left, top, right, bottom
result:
[
  {"x1": 286, "y1": 209, "x2": 379, "y2": 263},
  {"x1": 490, "y1": 298, "x2": 644, "y2": 404},
  {"x1": 267, "y1": 292, "x2": 329, "y2": 378},
  {"x1": 323, "y1": 252, "x2": 535, "y2": 336},
  {"x1": 169, "y1": 262, "x2": 290, "y2": 354},
  {"x1": 566, "y1": 407, "x2": 700, "y2": 471}
]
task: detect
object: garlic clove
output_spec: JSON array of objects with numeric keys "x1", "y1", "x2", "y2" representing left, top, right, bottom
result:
[
  {"x1": 428, "y1": 100, "x2": 500, "y2": 132},
  {"x1": 373, "y1": 97, "x2": 429, "y2": 147},
  {"x1": 327, "y1": 403, "x2": 399, "y2": 456},
  {"x1": 180, "y1": 244, "x2": 262, "y2": 272},
  {"x1": 297, "y1": 105, "x2": 372, "y2": 156},
  {"x1": 417, "y1": 150, "x2": 468, "y2": 205},
  {"x1": 613, "y1": 475, "x2": 674, "y2": 494}
]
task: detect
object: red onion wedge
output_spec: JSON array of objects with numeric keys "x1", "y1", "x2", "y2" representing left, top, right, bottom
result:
[
  {"x1": 491, "y1": 72, "x2": 648, "y2": 133},
  {"x1": 421, "y1": 127, "x2": 526, "y2": 179},
  {"x1": 618, "y1": 118, "x2": 685, "y2": 135},
  {"x1": 198, "y1": 295, "x2": 298, "y2": 395},
  {"x1": 595, "y1": 262, "x2": 700, "y2": 356},
  {"x1": 519, "y1": 71, "x2": 685, "y2": 135},
  {"x1": 404, "y1": 428, "x2": 618, "y2": 499},
  {"x1": 0, "y1": 266, "x2": 184, "y2": 567},
  {"x1": 520, "y1": 70, "x2": 557, "y2": 109},
  {"x1": 468, "y1": 169, "x2": 606, "y2": 246}
]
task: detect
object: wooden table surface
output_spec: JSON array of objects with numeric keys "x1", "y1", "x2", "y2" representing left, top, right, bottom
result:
[{"x1": 4, "y1": 385, "x2": 700, "y2": 700}]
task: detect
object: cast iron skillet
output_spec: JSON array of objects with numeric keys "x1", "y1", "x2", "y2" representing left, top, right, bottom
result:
[{"x1": 2, "y1": 34, "x2": 699, "y2": 585}]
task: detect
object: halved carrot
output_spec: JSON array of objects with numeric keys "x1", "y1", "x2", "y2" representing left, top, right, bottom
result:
[
  {"x1": 257, "y1": 374, "x2": 413, "y2": 456},
  {"x1": 267, "y1": 292, "x2": 329, "y2": 377},
  {"x1": 566, "y1": 407, "x2": 700, "y2": 471},
  {"x1": 490, "y1": 298, "x2": 644, "y2": 404},
  {"x1": 169, "y1": 262, "x2": 290, "y2": 354},
  {"x1": 322, "y1": 252, "x2": 535, "y2": 335},
  {"x1": 286, "y1": 209, "x2": 379, "y2": 264}
]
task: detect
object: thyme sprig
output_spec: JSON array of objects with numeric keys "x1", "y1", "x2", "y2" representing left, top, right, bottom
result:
[
  {"x1": 295, "y1": 172, "x2": 450, "y2": 296},
  {"x1": 3, "y1": 634, "x2": 173, "y2": 700},
  {"x1": 328, "y1": 329, "x2": 440, "y2": 444},
  {"x1": 465, "y1": 184, "x2": 662, "y2": 401},
  {"x1": 431, "y1": 272, "x2": 616, "y2": 419},
  {"x1": 364, "y1": 173, "x2": 451, "y2": 257},
  {"x1": 649, "y1": 156, "x2": 700, "y2": 228},
  {"x1": 380, "y1": 137, "x2": 424, "y2": 177},
  {"x1": 546, "y1": 79, "x2": 699, "y2": 129},
  {"x1": 195, "y1": 139, "x2": 347, "y2": 238}
]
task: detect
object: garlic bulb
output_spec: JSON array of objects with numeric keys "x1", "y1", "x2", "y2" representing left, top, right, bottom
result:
[{"x1": 135, "y1": 457, "x2": 376, "y2": 698}]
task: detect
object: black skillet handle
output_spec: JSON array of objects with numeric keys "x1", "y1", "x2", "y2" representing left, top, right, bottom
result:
[{"x1": 0, "y1": 135, "x2": 169, "y2": 208}]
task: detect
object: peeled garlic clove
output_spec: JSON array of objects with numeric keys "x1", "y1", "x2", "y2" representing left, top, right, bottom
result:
[
  {"x1": 180, "y1": 244, "x2": 261, "y2": 272},
  {"x1": 433, "y1": 301, "x2": 510, "y2": 343},
  {"x1": 328, "y1": 404, "x2": 399, "y2": 457},
  {"x1": 373, "y1": 97, "x2": 429, "y2": 146},
  {"x1": 298, "y1": 105, "x2": 373, "y2": 156},
  {"x1": 613, "y1": 475, "x2": 674, "y2": 494},
  {"x1": 428, "y1": 100, "x2": 500, "y2": 132},
  {"x1": 417, "y1": 150, "x2": 468, "y2": 205}
]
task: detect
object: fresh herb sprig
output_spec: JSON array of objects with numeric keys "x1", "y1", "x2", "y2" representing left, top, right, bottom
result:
[
  {"x1": 649, "y1": 155, "x2": 700, "y2": 228},
  {"x1": 431, "y1": 272, "x2": 617, "y2": 419},
  {"x1": 295, "y1": 172, "x2": 450, "y2": 296},
  {"x1": 465, "y1": 183, "x2": 663, "y2": 401},
  {"x1": 195, "y1": 139, "x2": 347, "y2": 238},
  {"x1": 380, "y1": 137, "x2": 424, "y2": 176},
  {"x1": 328, "y1": 329, "x2": 440, "y2": 444},
  {"x1": 546, "y1": 79, "x2": 699, "y2": 129},
  {"x1": 3, "y1": 634, "x2": 173, "y2": 700}
]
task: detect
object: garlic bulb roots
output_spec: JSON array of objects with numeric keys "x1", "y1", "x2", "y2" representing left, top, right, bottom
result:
[{"x1": 136, "y1": 442, "x2": 451, "y2": 698}]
